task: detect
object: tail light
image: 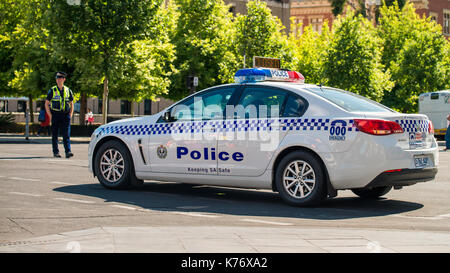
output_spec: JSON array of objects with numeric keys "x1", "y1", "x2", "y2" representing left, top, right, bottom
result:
[
  {"x1": 428, "y1": 120, "x2": 434, "y2": 134},
  {"x1": 354, "y1": 119, "x2": 404, "y2": 136}
]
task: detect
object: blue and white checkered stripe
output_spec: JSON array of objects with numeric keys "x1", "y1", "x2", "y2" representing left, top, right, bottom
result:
[
  {"x1": 100, "y1": 118, "x2": 358, "y2": 135},
  {"x1": 395, "y1": 119, "x2": 429, "y2": 133}
]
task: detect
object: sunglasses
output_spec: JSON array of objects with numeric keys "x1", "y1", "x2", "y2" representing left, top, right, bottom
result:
[{"x1": 55, "y1": 76, "x2": 66, "y2": 79}]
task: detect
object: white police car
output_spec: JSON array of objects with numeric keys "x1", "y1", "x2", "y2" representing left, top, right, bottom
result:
[{"x1": 88, "y1": 68, "x2": 439, "y2": 206}]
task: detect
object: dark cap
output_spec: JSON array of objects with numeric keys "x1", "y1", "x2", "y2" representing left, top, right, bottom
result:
[{"x1": 55, "y1": 71, "x2": 67, "y2": 78}]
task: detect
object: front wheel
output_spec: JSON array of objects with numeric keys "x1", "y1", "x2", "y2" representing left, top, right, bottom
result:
[
  {"x1": 94, "y1": 140, "x2": 143, "y2": 189},
  {"x1": 351, "y1": 186, "x2": 392, "y2": 199},
  {"x1": 275, "y1": 151, "x2": 326, "y2": 207}
]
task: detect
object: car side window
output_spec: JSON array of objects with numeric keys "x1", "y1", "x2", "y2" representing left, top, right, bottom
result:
[
  {"x1": 170, "y1": 88, "x2": 235, "y2": 121},
  {"x1": 235, "y1": 87, "x2": 287, "y2": 119},
  {"x1": 283, "y1": 94, "x2": 307, "y2": 117}
]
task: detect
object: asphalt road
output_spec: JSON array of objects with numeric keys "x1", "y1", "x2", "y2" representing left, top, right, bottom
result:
[{"x1": 0, "y1": 141, "x2": 449, "y2": 253}]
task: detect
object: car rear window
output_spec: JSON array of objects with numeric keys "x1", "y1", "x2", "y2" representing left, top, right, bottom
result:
[{"x1": 306, "y1": 87, "x2": 394, "y2": 113}]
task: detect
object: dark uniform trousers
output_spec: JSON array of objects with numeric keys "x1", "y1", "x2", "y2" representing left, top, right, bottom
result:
[{"x1": 51, "y1": 111, "x2": 71, "y2": 155}]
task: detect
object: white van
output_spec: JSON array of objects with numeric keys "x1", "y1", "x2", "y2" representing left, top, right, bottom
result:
[{"x1": 419, "y1": 90, "x2": 450, "y2": 138}]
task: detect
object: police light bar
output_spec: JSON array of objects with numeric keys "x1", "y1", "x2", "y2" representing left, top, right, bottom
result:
[{"x1": 234, "y1": 68, "x2": 305, "y2": 84}]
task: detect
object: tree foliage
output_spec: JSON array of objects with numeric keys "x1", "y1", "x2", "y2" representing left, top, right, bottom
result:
[
  {"x1": 46, "y1": 0, "x2": 162, "y2": 123},
  {"x1": 169, "y1": 0, "x2": 238, "y2": 100},
  {"x1": 323, "y1": 9, "x2": 393, "y2": 101},
  {"x1": 0, "y1": 0, "x2": 448, "y2": 122},
  {"x1": 378, "y1": 1, "x2": 449, "y2": 112},
  {"x1": 111, "y1": 2, "x2": 177, "y2": 102},
  {"x1": 291, "y1": 22, "x2": 331, "y2": 84},
  {"x1": 235, "y1": 0, "x2": 294, "y2": 69}
]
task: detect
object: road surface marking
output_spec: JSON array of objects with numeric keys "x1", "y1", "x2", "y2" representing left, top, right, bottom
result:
[
  {"x1": 50, "y1": 181, "x2": 74, "y2": 185},
  {"x1": 171, "y1": 211, "x2": 219, "y2": 218},
  {"x1": 240, "y1": 219, "x2": 293, "y2": 226},
  {"x1": 9, "y1": 192, "x2": 43, "y2": 197},
  {"x1": 7, "y1": 177, "x2": 39, "y2": 181},
  {"x1": 54, "y1": 198, "x2": 95, "y2": 204},
  {"x1": 21, "y1": 178, "x2": 40, "y2": 182},
  {"x1": 111, "y1": 205, "x2": 138, "y2": 210},
  {"x1": 8, "y1": 177, "x2": 26, "y2": 180},
  {"x1": 393, "y1": 214, "x2": 450, "y2": 220}
]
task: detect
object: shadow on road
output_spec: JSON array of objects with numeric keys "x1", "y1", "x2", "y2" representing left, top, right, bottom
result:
[{"x1": 54, "y1": 182, "x2": 423, "y2": 220}]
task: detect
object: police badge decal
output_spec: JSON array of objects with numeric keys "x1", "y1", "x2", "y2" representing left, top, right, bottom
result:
[{"x1": 157, "y1": 145, "x2": 168, "y2": 159}]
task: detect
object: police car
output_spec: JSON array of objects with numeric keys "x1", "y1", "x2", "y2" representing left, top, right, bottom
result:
[{"x1": 88, "y1": 67, "x2": 439, "y2": 206}]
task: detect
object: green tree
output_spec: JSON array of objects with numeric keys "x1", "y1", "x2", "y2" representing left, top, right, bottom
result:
[
  {"x1": 169, "y1": 0, "x2": 238, "y2": 100},
  {"x1": 235, "y1": 0, "x2": 294, "y2": 69},
  {"x1": 378, "y1": 1, "x2": 449, "y2": 112},
  {"x1": 110, "y1": 2, "x2": 177, "y2": 114},
  {"x1": 291, "y1": 22, "x2": 331, "y2": 84},
  {"x1": 323, "y1": 9, "x2": 393, "y2": 102},
  {"x1": 4, "y1": 0, "x2": 62, "y2": 122},
  {"x1": 0, "y1": 0, "x2": 20, "y2": 98},
  {"x1": 47, "y1": 0, "x2": 162, "y2": 124}
]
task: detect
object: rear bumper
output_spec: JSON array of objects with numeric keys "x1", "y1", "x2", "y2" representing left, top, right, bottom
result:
[{"x1": 363, "y1": 168, "x2": 438, "y2": 189}]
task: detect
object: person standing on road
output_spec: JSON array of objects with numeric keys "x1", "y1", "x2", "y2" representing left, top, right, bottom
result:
[
  {"x1": 445, "y1": 114, "x2": 450, "y2": 151},
  {"x1": 44, "y1": 72, "x2": 74, "y2": 158}
]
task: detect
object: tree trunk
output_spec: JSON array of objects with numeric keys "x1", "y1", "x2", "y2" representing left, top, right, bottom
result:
[
  {"x1": 79, "y1": 92, "x2": 87, "y2": 125},
  {"x1": 131, "y1": 101, "x2": 135, "y2": 117},
  {"x1": 102, "y1": 77, "x2": 109, "y2": 124}
]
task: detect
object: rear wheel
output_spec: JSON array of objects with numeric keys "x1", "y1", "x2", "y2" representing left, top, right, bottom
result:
[
  {"x1": 351, "y1": 186, "x2": 392, "y2": 199},
  {"x1": 275, "y1": 151, "x2": 326, "y2": 207},
  {"x1": 94, "y1": 140, "x2": 143, "y2": 189}
]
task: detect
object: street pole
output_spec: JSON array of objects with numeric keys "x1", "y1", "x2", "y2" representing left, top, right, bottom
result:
[{"x1": 25, "y1": 100, "x2": 29, "y2": 141}]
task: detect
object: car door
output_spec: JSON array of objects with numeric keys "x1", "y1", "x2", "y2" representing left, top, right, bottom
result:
[
  {"x1": 217, "y1": 85, "x2": 308, "y2": 177},
  {"x1": 148, "y1": 87, "x2": 236, "y2": 175}
]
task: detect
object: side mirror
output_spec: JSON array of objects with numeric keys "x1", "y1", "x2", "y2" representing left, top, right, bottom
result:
[{"x1": 163, "y1": 110, "x2": 174, "y2": 122}]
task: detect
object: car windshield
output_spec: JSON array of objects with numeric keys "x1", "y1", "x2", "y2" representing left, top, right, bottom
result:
[{"x1": 306, "y1": 87, "x2": 395, "y2": 113}]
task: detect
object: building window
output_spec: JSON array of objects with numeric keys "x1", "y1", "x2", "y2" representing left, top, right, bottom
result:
[
  {"x1": 121, "y1": 100, "x2": 131, "y2": 115},
  {"x1": 292, "y1": 18, "x2": 303, "y2": 36},
  {"x1": 144, "y1": 99, "x2": 152, "y2": 115},
  {"x1": 429, "y1": 12, "x2": 438, "y2": 23},
  {"x1": 17, "y1": 101, "x2": 26, "y2": 112},
  {"x1": 98, "y1": 98, "x2": 103, "y2": 114},
  {"x1": 310, "y1": 18, "x2": 323, "y2": 33},
  {"x1": 444, "y1": 10, "x2": 450, "y2": 35},
  {"x1": 0, "y1": 100, "x2": 7, "y2": 112}
]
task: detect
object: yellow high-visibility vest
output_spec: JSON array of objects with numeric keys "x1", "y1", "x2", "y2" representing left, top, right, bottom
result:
[{"x1": 50, "y1": 86, "x2": 70, "y2": 112}]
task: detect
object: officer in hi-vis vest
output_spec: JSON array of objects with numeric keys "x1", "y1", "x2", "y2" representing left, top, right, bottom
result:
[{"x1": 45, "y1": 72, "x2": 74, "y2": 158}]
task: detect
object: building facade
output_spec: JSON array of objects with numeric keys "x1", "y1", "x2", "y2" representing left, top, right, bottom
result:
[
  {"x1": 290, "y1": 0, "x2": 450, "y2": 38},
  {"x1": 411, "y1": 0, "x2": 450, "y2": 37},
  {"x1": 225, "y1": 0, "x2": 291, "y2": 32}
]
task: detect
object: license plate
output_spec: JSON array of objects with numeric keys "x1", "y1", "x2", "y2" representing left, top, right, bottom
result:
[{"x1": 414, "y1": 155, "x2": 431, "y2": 168}]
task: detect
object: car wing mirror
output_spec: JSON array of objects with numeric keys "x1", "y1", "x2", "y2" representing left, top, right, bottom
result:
[{"x1": 163, "y1": 110, "x2": 176, "y2": 122}]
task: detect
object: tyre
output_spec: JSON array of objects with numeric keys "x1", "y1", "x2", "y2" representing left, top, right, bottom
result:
[
  {"x1": 275, "y1": 151, "x2": 326, "y2": 207},
  {"x1": 351, "y1": 186, "x2": 392, "y2": 199},
  {"x1": 94, "y1": 140, "x2": 143, "y2": 189}
]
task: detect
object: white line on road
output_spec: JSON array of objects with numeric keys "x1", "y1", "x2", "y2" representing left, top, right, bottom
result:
[
  {"x1": 171, "y1": 211, "x2": 219, "y2": 218},
  {"x1": 240, "y1": 218, "x2": 293, "y2": 226},
  {"x1": 54, "y1": 198, "x2": 95, "y2": 204},
  {"x1": 111, "y1": 205, "x2": 138, "y2": 210},
  {"x1": 9, "y1": 192, "x2": 43, "y2": 197},
  {"x1": 393, "y1": 213, "x2": 450, "y2": 220},
  {"x1": 6, "y1": 177, "x2": 40, "y2": 182},
  {"x1": 8, "y1": 177, "x2": 26, "y2": 180},
  {"x1": 50, "y1": 181, "x2": 74, "y2": 186}
]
